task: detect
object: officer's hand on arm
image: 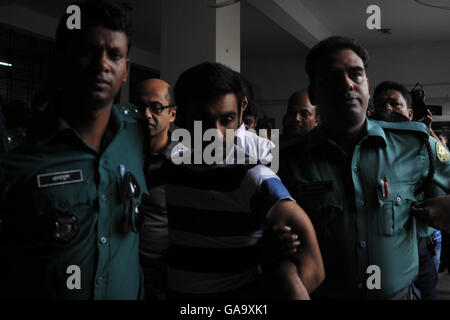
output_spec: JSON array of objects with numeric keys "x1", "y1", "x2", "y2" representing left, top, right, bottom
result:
[
  {"x1": 422, "y1": 109, "x2": 441, "y2": 142},
  {"x1": 262, "y1": 199, "x2": 324, "y2": 299},
  {"x1": 260, "y1": 225, "x2": 301, "y2": 260},
  {"x1": 411, "y1": 195, "x2": 450, "y2": 231}
]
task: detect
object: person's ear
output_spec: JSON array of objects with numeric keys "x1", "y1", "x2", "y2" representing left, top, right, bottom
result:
[
  {"x1": 408, "y1": 109, "x2": 414, "y2": 121},
  {"x1": 239, "y1": 96, "x2": 248, "y2": 124},
  {"x1": 308, "y1": 85, "x2": 317, "y2": 105},
  {"x1": 122, "y1": 58, "x2": 131, "y2": 83},
  {"x1": 315, "y1": 114, "x2": 320, "y2": 126},
  {"x1": 241, "y1": 96, "x2": 248, "y2": 112},
  {"x1": 169, "y1": 107, "x2": 177, "y2": 123}
]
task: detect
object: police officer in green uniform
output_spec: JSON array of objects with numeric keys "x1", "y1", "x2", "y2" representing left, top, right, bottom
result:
[
  {"x1": 279, "y1": 36, "x2": 450, "y2": 299},
  {"x1": 0, "y1": 0, "x2": 148, "y2": 299}
]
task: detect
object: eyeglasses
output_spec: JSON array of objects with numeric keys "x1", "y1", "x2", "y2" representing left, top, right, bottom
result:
[{"x1": 139, "y1": 102, "x2": 175, "y2": 114}]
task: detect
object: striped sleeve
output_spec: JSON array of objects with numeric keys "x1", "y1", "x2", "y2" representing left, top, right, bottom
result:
[{"x1": 246, "y1": 165, "x2": 295, "y2": 217}]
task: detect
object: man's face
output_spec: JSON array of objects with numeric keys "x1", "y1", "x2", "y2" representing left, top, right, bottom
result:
[
  {"x1": 243, "y1": 115, "x2": 257, "y2": 130},
  {"x1": 185, "y1": 93, "x2": 244, "y2": 140},
  {"x1": 309, "y1": 49, "x2": 370, "y2": 130},
  {"x1": 63, "y1": 25, "x2": 130, "y2": 109},
  {"x1": 137, "y1": 81, "x2": 176, "y2": 138},
  {"x1": 374, "y1": 89, "x2": 413, "y2": 120},
  {"x1": 285, "y1": 94, "x2": 318, "y2": 135}
]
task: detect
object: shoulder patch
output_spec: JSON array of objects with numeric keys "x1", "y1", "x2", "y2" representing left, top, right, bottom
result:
[{"x1": 436, "y1": 141, "x2": 450, "y2": 163}]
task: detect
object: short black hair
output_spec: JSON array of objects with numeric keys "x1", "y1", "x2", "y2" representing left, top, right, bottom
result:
[
  {"x1": 373, "y1": 81, "x2": 412, "y2": 109},
  {"x1": 55, "y1": 0, "x2": 133, "y2": 55},
  {"x1": 174, "y1": 62, "x2": 245, "y2": 127},
  {"x1": 242, "y1": 77, "x2": 259, "y2": 119},
  {"x1": 287, "y1": 91, "x2": 302, "y2": 111},
  {"x1": 305, "y1": 36, "x2": 370, "y2": 83}
]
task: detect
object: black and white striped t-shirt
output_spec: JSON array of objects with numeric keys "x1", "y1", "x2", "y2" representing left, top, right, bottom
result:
[{"x1": 157, "y1": 161, "x2": 294, "y2": 298}]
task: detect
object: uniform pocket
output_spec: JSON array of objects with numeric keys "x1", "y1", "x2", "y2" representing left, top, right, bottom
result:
[
  {"x1": 378, "y1": 185, "x2": 416, "y2": 236},
  {"x1": 32, "y1": 180, "x2": 95, "y2": 216},
  {"x1": 294, "y1": 182, "x2": 343, "y2": 240},
  {"x1": 30, "y1": 180, "x2": 96, "y2": 254}
]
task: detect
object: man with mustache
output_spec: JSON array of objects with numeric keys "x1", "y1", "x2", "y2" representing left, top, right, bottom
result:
[
  {"x1": 371, "y1": 80, "x2": 443, "y2": 300},
  {"x1": 371, "y1": 81, "x2": 414, "y2": 122},
  {"x1": 135, "y1": 78, "x2": 180, "y2": 300},
  {"x1": 279, "y1": 36, "x2": 450, "y2": 299},
  {"x1": 281, "y1": 91, "x2": 319, "y2": 144},
  {"x1": 0, "y1": 0, "x2": 148, "y2": 299}
]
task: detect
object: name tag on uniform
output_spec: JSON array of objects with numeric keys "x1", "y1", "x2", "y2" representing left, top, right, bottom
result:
[
  {"x1": 37, "y1": 170, "x2": 83, "y2": 188},
  {"x1": 298, "y1": 181, "x2": 333, "y2": 194}
]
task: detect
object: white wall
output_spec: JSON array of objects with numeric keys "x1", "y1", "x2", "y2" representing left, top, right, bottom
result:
[
  {"x1": 242, "y1": 56, "x2": 309, "y2": 129},
  {"x1": 368, "y1": 42, "x2": 450, "y2": 122}
]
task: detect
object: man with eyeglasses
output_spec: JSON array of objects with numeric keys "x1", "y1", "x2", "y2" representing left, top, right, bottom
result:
[
  {"x1": 281, "y1": 91, "x2": 319, "y2": 145},
  {"x1": 135, "y1": 78, "x2": 183, "y2": 300}
]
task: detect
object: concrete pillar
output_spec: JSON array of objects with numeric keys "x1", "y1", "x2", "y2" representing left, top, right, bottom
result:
[{"x1": 160, "y1": 0, "x2": 240, "y2": 86}]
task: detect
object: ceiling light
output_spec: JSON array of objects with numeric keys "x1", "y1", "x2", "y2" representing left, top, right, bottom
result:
[{"x1": 0, "y1": 61, "x2": 12, "y2": 67}]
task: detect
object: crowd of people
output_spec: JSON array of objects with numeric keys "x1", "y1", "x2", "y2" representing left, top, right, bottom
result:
[{"x1": 0, "y1": 0, "x2": 449, "y2": 300}]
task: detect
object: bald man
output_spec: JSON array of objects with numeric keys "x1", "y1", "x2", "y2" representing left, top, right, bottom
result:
[
  {"x1": 136, "y1": 79, "x2": 177, "y2": 153},
  {"x1": 282, "y1": 92, "x2": 319, "y2": 142},
  {"x1": 136, "y1": 78, "x2": 184, "y2": 300}
]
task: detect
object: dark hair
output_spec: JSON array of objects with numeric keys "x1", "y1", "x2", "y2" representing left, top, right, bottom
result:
[
  {"x1": 31, "y1": 88, "x2": 53, "y2": 111},
  {"x1": 242, "y1": 77, "x2": 259, "y2": 119},
  {"x1": 287, "y1": 91, "x2": 302, "y2": 111},
  {"x1": 305, "y1": 36, "x2": 370, "y2": 83},
  {"x1": 373, "y1": 81, "x2": 412, "y2": 109},
  {"x1": 55, "y1": 0, "x2": 133, "y2": 55},
  {"x1": 174, "y1": 62, "x2": 245, "y2": 127}
]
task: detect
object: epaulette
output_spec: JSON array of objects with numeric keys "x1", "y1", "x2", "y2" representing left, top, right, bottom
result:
[
  {"x1": 115, "y1": 104, "x2": 146, "y2": 122},
  {"x1": 372, "y1": 119, "x2": 429, "y2": 136}
]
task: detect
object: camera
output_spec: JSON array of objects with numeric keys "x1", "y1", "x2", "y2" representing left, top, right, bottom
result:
[{"x1": 410, "y1": 83, "x2": 428, "y2": 122}]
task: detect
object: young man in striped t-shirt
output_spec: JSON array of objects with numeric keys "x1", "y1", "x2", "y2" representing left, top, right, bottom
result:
[{"x1": 148, "y1": 62, "x2": 324, "y2": 300}]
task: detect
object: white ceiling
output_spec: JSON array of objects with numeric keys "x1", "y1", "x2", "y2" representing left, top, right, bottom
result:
[
  {"x1": 301, "y1": 0, "x2": 450, "y2": 48},
  {"x1": 2, "y1": 0, "x2": 450, "y2": 58},
  {"x1": 1, "y1": 0, "x2": 309, "y2": 59}
]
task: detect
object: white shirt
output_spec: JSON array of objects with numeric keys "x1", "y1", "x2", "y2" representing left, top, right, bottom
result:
[{"x1": 234, "y1": 124, "x2": 275, "y2": 164}]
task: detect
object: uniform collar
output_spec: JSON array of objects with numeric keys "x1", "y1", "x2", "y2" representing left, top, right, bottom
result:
[
  {"x1": 36, "y1": 104, "x2": 124, "y2": 145},
  {"x1": 305, "y1": 118, "x2": 387, "y2": 152},
  {"x1": 366, "y1": 119, "x2": 387, "y2": 147}
]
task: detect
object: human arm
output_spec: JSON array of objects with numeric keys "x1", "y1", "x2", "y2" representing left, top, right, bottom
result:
[
  {"x1": 411, "y1": 195, "x2": 450, "y2": 231},
  {"x1": 422, "y1": 109, "x2": 441, "y2": 142},
  {"x1": 262, "y1": 199, "x2": 324, "y2": 299}
]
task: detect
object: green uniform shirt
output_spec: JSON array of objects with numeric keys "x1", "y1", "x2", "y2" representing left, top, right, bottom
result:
[
  {"x1": 279, "y1": 119, "x2": 449, "y2": 299},
  {"x1": 0, "y1": 105, "x2": 148, "y2": 300}
]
